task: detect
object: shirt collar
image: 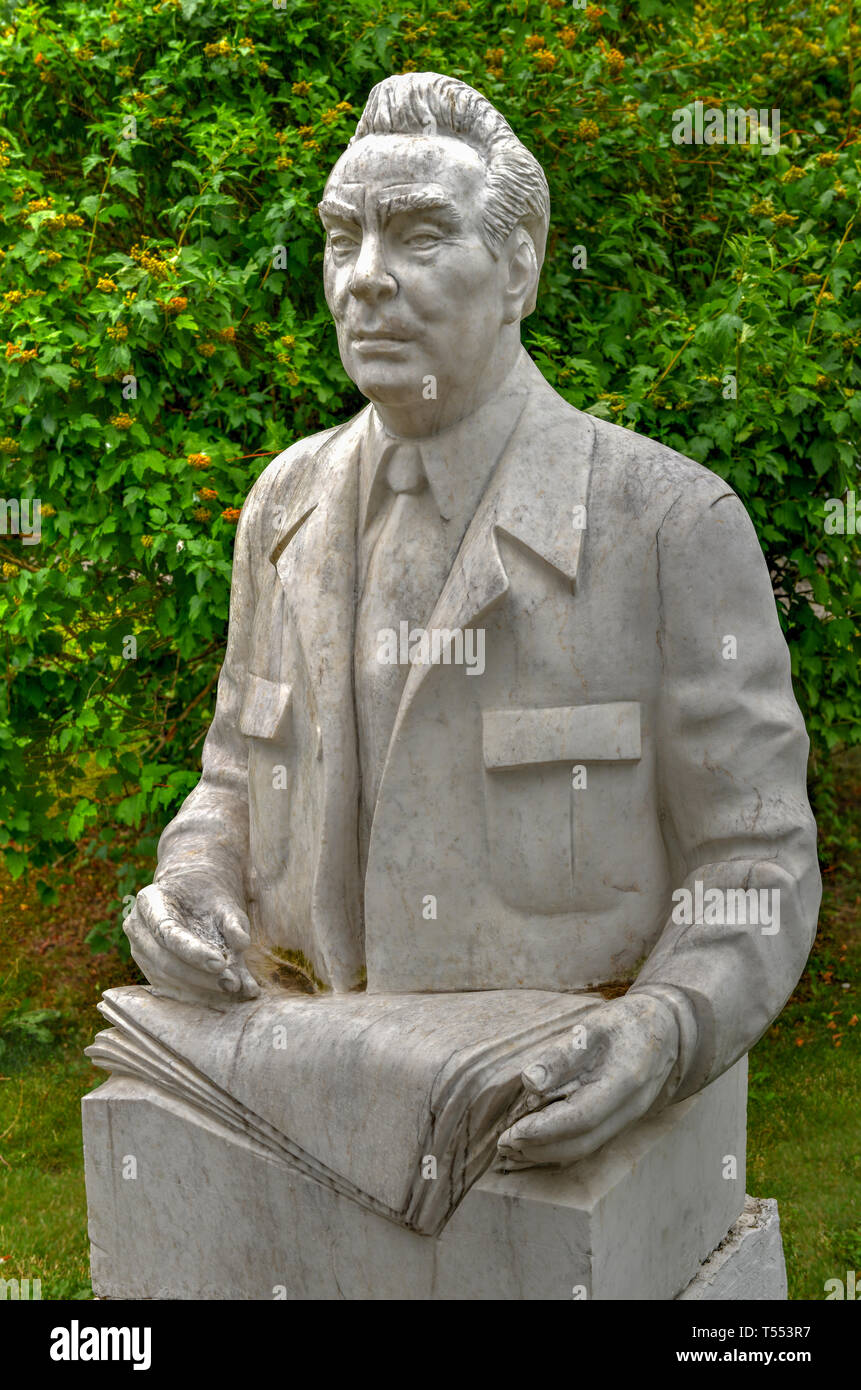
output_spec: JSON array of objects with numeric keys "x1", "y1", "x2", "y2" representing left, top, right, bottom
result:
[{"x1": 359, "y1": 350, "x2": 532, "y2": 537}]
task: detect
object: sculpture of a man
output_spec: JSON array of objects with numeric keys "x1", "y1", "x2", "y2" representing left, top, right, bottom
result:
[{"x1": 124, "y1": 73, "x2": 820, "y2": 1171}]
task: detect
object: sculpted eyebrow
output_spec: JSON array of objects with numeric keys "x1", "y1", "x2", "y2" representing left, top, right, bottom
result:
[
  {"x1": 317, "y1": 197, "x2": 362, "y2": 224},
  {"x1": 376, "y1": 190, "x2": 463, "y2": 224}
]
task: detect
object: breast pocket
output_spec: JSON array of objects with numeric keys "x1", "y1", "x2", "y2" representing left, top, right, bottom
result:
[
  {"x1": 239, "y1": 673, "x2": 293, "y2": 742},
  {"x1": 482, "y1": 702, "x2": 641, "y2": 913}
]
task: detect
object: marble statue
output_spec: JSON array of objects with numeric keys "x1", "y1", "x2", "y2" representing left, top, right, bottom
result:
[{"x1": 118, "y1": 72, "x2": 819, "y2": 1183}]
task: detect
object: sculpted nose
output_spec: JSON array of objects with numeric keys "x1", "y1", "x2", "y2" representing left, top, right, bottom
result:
[{"x1": 349, "y1": 234, "x2": 396, "y2": 303}]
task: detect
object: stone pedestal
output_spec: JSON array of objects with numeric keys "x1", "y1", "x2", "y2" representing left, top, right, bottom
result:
[
  {"x1": 82, "y1": 1057, "x2": 786, "y2": 1300},
  {"x1": 678, "y1": 1197, "x2": 787, "y2": 1300}
]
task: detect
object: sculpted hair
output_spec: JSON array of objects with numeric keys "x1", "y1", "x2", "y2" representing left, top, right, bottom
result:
[{"x1": 350, "y1": 72, "x2": 549, "y2": 313}]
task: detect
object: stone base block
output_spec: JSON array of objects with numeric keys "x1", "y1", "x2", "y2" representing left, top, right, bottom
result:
[
  {"x1": 84, "y1": 1058, "x2": 750, "y2": 1300},
  {"x1": 677, "y1": 1196, "x2": 787, "y2": 1300}
]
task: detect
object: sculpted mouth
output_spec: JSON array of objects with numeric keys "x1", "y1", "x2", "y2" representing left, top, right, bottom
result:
[
  {"x1": 352, "y1": 332, "x2": 412, "y2": 351},
  {"x1": 353, "y1": 332, "x2": 410, "y2": 342}
]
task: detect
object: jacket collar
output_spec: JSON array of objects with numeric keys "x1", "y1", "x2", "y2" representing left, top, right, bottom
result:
[
  {"x1": 358, "y1": 351, "x2": 536, "y2": 538},
  {"x1": 268, "y1": 353, "x2": 596, "y2": 661}
]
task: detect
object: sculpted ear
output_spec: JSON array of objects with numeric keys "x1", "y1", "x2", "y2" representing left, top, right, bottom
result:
[{"x1": 503, "y1": 228, "x2": 540, "y2": 322}]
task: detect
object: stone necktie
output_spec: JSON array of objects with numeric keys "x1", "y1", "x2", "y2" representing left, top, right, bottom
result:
[{"x1": 355, "y1": 440, "x2": 451, "y2": 861}]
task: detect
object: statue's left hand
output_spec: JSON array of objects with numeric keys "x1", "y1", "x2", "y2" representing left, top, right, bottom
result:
[{"x1": 495, "y1": 993, "x2": 679, "y2": 1170}]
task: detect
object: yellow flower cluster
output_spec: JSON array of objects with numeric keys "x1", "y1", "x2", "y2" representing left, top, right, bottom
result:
[
  {"x1": 198, "y1": 487, "x2": 218, "y2": 501},
  {"x1": 140, "y1": 535, "x2": 154, "y2": 548},
  {"x1": 221, "y1": 508, "x2": 242, "y2": 524},
  {"x1": 275, "y1": 155, "x2": 294, "y2": 170},
  {"x1": 39, "y1": 249, "x2": 63, "y2": 265},
  {"x1": 5, "y1": 341, "x2": 37, "y2": 361},
  {"x1": 525, "y1": 34, "x2": 545, "y2": 51},
  {"x1": 578, "y1": 118, "x2": 600, "y2": 142},
  {"x1": 187, "y1": 452, "x2": 211, "y2": 469},
  {"x1": 166, "y1": 296, "x2": 188, "y2": 313},
  {"x1": 130, "y1": 244, "x2": 170, "y2": 281},
  {"x1": 559, "y1": 28, "x2": 577, "y2": 48},
  {"x1": 97, "y1": 276, "x2": 118, "y2": 292},
  {"x1": 44, "y1": 213, "x2": 85, "y2": 230},
  {"x1": 193, "y1": 507, "x2": 212, "y2": 522},
  {"x1": 781, "y1": 167, "x2": 805, "y2": 183},
  {"x1": 292, "y1": 80, "x2": 312, "y2": 97},
  {"x1": 204, "y1": 39, "x2": 232, "y2": 58},
  {"x1": 771, "y1": 211, "x2": 798, "y2": 228},
  {"x1": 0, "y1": 436, "x2": 19, "y2": 453},
  {"x1": 817, "y1": 151, "x2": 838, "y2": 167},
  {"x1": 535, "y1": 50, "x2": 556, "y2": 72},
  {"x1": 0, "y1": 139, "x2": 11, "y2": 170},
  {"x1": 28, "y1": 196, "x2": 53, "y2": 212},
  {"x1": 110, "y1": 413, "x2": 134, "y2": 429},
  {"x1": 197, "y1": 341, "x2": 216, "y2": 357},
  {"x1": 217, "y1": 325, "x2": 236, "y2": 342},
  {"x1": 106, "y1": 324, "x2": 128, "y2": 340}
]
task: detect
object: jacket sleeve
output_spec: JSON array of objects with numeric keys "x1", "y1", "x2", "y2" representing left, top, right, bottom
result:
[
  {"x1": 154, "y1": 444, "x2": 302, "y2": 906},
  {"x1": 631, "y1": 484, "x2": 821, "y2": 1102}
]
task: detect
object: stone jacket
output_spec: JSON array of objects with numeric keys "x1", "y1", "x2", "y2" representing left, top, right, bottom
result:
[{"x1": 156, "y1": 350, "x2": 821, "y2": 1103}]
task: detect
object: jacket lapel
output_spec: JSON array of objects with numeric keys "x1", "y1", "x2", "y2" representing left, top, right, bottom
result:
[{"x1": 270, "y1": 411, "x2": 371, "y2": 717}]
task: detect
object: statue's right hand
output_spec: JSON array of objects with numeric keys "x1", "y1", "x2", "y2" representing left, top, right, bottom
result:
[{"x1": 124, "y1": 882, "x2": 261, "y2": 1006}]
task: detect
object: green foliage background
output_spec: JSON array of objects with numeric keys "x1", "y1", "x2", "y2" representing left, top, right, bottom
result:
[{"x1": 0, "y1": 0, "x2": 858, "y2": 935}]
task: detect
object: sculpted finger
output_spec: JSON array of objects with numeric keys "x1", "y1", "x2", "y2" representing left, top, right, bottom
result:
[
  {"x1": 500, "y1": 1070, "x2": 640, "y2": 1151},
  {"x1": 125, "y1": 919, "x2": 227, "y2": 999},
  {"x1": 498, "y1": 1091, "x2": 649, "y2": 1169},
  {"x1": 153, "y1": 918, "x2": 226, "y2": 973},
  {"x1": 218, "y1": 908, "x2": 252, "y2": 953},
  {"x1": 131, "y1": 885, "x2": 223, "y2": 972},
  {"x1": 231, "y1": 961, "x2": 262, "y2": 998},
  {"x1": 520, "y1": 1012, "x2": 609, "y2": 1096}
]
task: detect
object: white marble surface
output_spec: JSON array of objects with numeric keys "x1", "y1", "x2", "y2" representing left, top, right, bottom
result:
[
  {"x1": 678, "y1": 1197, "x2": 787, "y2": 1300},
  {"x1": 83, "y1": 1058, "x2": 747, "y2": 1301}
]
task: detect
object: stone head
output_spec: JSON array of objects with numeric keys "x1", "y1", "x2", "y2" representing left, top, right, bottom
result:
[{"x1": 318, "y1": 73, "x2": 550, "y2": 431}]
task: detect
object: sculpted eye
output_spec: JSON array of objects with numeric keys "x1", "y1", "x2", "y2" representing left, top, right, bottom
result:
[
  {"x1": 327, "y1": 232, "x2": 359, "y2": 255},
  {"x1": 404, "y1": 231, "x2": 442, "y2": 249}
]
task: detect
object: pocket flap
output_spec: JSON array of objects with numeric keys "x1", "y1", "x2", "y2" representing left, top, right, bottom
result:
[
  {"x1": 239, "y1": 674, "x2": 292, "y2": 740},
  {"x1": 483, "y1": 702, "x2": 641, "y2": 770}
]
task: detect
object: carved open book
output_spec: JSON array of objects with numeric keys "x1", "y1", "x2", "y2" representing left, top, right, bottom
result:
[{"x1": 87, "y1": 986, "x2": 600, "y2": 1236}]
